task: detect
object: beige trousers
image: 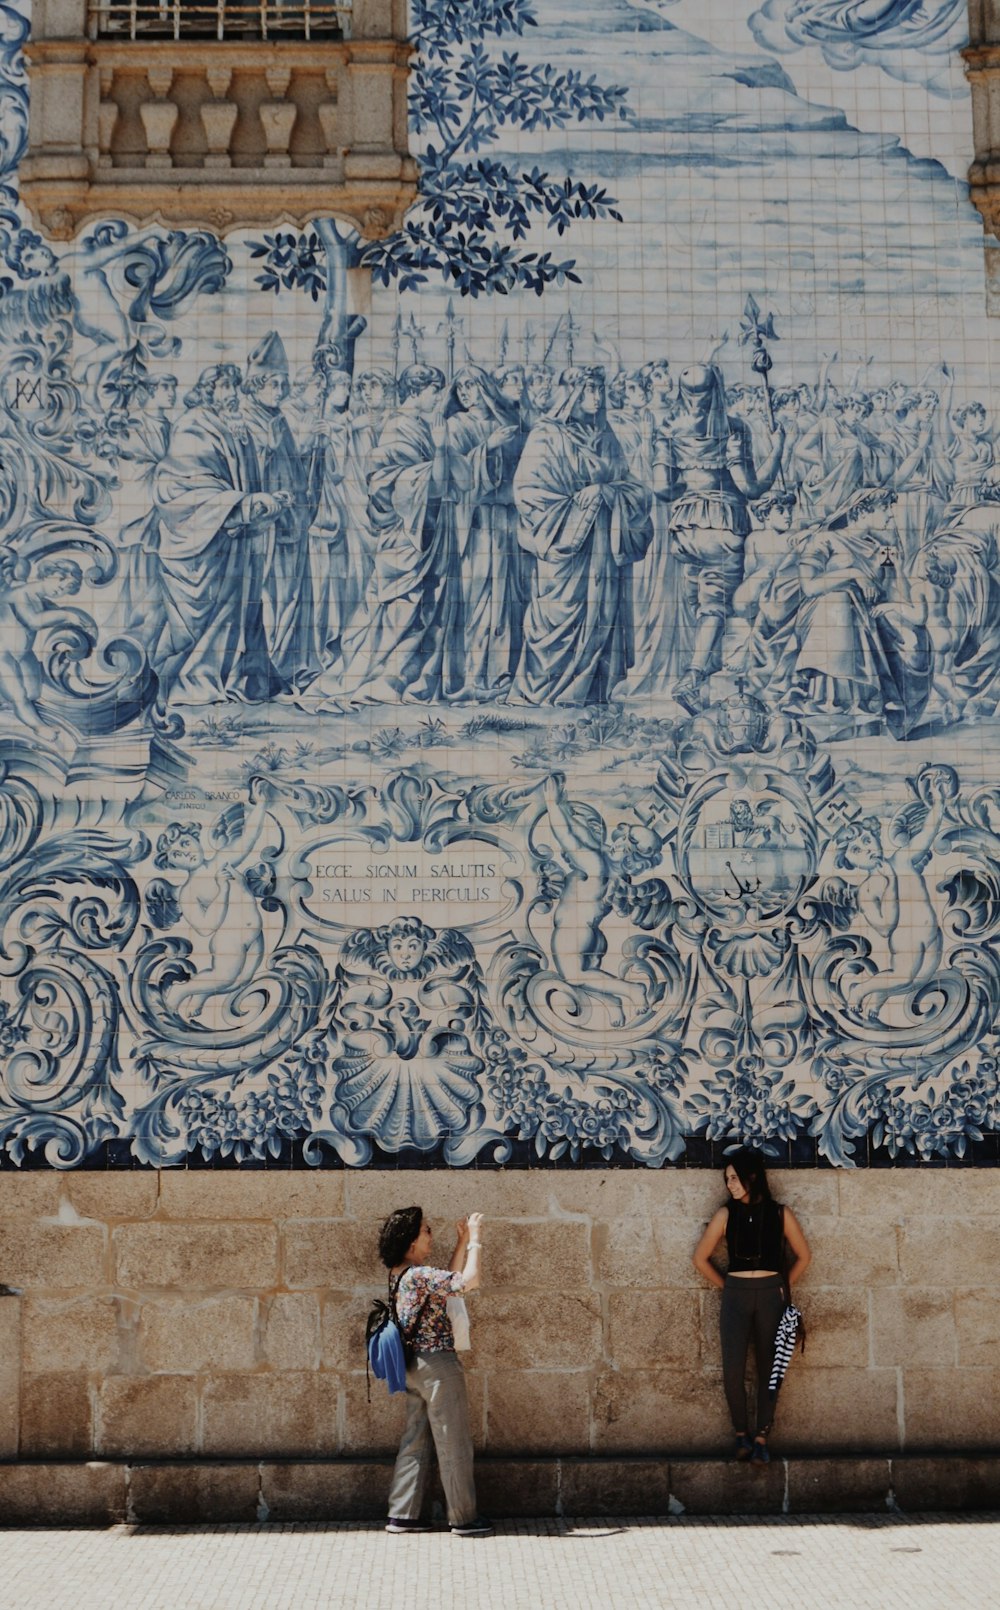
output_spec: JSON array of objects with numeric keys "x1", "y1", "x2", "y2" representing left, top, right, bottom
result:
[{"x1": 387, "y1": 1350, "x2": 478, "y2": 1527}]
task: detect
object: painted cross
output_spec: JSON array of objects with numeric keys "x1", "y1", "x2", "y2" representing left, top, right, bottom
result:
[{"x1": 817, "y1": 792, "x2": 863, "y2": 835}]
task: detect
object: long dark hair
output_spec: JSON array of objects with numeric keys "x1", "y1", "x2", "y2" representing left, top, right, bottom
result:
[
  {"x1": 723, "y1": 1149, "x2": 773, "y2": 1206},
  {"x1": 378, "y1": 1205, "x2": 423, "y2": 1269}
]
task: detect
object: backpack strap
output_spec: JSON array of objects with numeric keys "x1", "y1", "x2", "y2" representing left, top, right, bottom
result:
[{"x1": 389, "y1": 1270, "x2": 430, "y2": 1355}]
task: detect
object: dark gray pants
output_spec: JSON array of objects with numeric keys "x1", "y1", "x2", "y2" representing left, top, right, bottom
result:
[
  {"x1": 720, "y1": 1274, "x2": 785, "y2": 1435},
  {"x1": 387, "y1": 1350, "x2": 478, "y2": 1527}
]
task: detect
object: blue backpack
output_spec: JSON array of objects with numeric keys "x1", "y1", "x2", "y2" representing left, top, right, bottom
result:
[{"x1": 365, "y1": 1274, "x2": 427, "y2": 1400}]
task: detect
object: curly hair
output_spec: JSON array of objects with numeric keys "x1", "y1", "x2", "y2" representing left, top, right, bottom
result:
[
  {"x1": 154, "y1": 820, "x2": 202, "y2": 870},
  {"x1": 398, "y1": 363, "x2": 446, "y2": 403},
  {"x1": 183, "y1": 363, "x2": 241, "y2": 409},
  {"x1": 5, "y1": 228, "x2": 55, "y2": 279},
  {"x1": 752, "y1": 490, "x2": 797, "y2": 523},
  {"x1": 378, "y1": 1205, "x2": 424, "y2": 1269},
  {"x1": 954, "y1": 402, "x2": 988, "y2": 431},
  {"x1": 35, "y1": 558, "x2": 83, "y2": 592},
  {"x1": 833, "y1": 814, "x2": 882, "y2": 869}
]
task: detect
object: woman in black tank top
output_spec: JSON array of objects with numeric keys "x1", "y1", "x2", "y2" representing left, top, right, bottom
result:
[{"x1": 692, "y1": 1149, "x2": 811, "y2": 1467}]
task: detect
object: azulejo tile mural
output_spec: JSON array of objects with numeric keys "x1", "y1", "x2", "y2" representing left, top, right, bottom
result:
[{"x1": 0, "y1": 0, "x2": 997, "y2": 1169}]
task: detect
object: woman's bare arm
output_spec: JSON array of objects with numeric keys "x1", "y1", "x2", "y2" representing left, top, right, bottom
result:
[
  {"x1": 692, "y1": 1206, "x2": 728, "y2": 1291},
  {"x1": 449, "y1": 1218, "x2": 469, "y2": 1274},
  {"x1": 459, "y1": 1211, "x2": 483, "y2": 1293}
]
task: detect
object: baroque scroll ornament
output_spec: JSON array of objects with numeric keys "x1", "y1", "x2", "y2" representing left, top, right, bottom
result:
[{"x1": 0, "y1": 693, "x2": 996, "y2": 1167}]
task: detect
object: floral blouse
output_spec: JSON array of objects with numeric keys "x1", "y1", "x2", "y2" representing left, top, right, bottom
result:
[{"x1": 394, "y1": 1265, "x2": 466, "y2": 1354}]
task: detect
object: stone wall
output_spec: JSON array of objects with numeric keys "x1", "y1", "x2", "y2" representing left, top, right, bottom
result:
[{"x1": 2, "y1": 1169, "x2": 998, "y2": 1474}]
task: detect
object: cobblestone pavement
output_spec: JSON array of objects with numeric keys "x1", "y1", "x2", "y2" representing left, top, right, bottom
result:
[{"x1": 1, "y1": 1514, "x2": 997, "y2": 1610}]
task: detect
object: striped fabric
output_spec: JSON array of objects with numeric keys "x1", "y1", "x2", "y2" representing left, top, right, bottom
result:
[{"x1": 768, "y1": 1303, "x2": 804, "y2": 1394}]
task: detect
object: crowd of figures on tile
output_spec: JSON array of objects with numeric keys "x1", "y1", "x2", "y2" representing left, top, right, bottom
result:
[{"x1": 5, "y1": 286, "x2": 999, "y2": 744}]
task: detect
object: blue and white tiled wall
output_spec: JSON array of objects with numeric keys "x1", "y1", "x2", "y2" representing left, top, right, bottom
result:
[{"x1": 0, "y1": 0, "x2": 997, "y2": 1171}]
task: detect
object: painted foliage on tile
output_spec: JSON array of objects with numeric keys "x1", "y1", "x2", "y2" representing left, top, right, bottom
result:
[{"x1": 0, "y1": 0, "x2": 996, "y2": 1168}]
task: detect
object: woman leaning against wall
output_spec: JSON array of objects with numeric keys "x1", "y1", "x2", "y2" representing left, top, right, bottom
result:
[{"x1": 692, "y1": 1151, "x2": 811, "y2": 1466}]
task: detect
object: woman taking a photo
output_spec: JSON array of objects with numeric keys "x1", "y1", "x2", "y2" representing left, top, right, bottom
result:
[
  {"x1": 378, "y1": 1205, "x2": 492, "y2": 1537},
  {"x1": 692, "y1": 1150, "x2": 811, "y2": 1466}
]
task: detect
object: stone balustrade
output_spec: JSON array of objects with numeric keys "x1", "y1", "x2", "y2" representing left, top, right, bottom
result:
[{"x1": 21, "y1": 0, "x2": 414, "y2": 238}]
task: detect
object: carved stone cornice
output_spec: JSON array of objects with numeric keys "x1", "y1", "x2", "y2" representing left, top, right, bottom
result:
[
  {"x1": 964, "y1": 29, "x2": 1000, "y2": 245},
  {"x1": 22, "y1": 23, "x2": 415, "y2": 239}
]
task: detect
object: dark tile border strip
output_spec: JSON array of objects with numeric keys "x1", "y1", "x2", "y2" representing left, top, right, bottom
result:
[{"x1": 1, "y1": 1134, "x2": 998, "y2": 1171}]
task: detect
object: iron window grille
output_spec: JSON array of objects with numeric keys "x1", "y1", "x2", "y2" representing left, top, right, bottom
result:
[{"x1": 86, "y1": 0, "x2": 352, "y2": 40}]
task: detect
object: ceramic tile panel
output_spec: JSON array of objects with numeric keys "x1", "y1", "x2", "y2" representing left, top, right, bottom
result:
[{"x1": 0, "y1": 0, "x2": 995, "y2": 1170}]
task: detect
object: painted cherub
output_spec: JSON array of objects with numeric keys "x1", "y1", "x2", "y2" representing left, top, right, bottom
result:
[
  {"x1": 146, "y1": 777, "x2": 277, "y2": 1019},
  {"x1": 0, "y1": 555, "x2": 86, "y2": 743},
  {"x1": 831, "y1": 765, "x2": 955, "y2": 1020},
  {"x1": 537, "y1": 772, "x2": 665, "y2": 1025}
]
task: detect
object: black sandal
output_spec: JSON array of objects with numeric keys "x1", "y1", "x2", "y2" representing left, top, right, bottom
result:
[{"x1": 750, "y1": 1431, "x2": 771, "y2": 1468}]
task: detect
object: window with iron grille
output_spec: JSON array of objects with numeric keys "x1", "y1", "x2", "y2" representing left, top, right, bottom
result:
[{"x1": 86, "y1": 0, "x2": 351, "y2": 41}]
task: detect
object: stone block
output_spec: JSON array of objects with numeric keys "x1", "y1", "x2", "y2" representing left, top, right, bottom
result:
[
  {"x1": 485, "y1": 1371, "x2": 590, "y2": 1455},
  {"x1": 0, "y1": 1461, "x2": 126, "y2": 1525},
  {"x1": 1, "y1": 1223, "x2": 106, "y2": 1290},
  {"x1": 263, "y1": 1293, "x2": 320, "y2": 1370},
  {"x1": 891, "y1": 1455, "x2": 1000, "y2": 1512},
  {"x1": 322, "y1": 1290, "x2": 373, "y2": 1371},
  {"x1": 0, "y1": 1296, "x2": 19, "y2": 1456},
  {"x1": 284, "y1": 1220, "x2": 378, "y2": 1289},
  {"x1": 592, "y1": 1370, "x2": 728, "y2": 1455},
  {"x1": 669, "y1": 1457, "x2": 784, "y2": 1514},
  {"x1": 776, "y1": 1366, "x2": 900, "y2": 1452},
  {"x1": 481, "y1": 1221, "x2": 592, "y2": 1290},
  {"x1": 768, "y1": 1174, "x2": 841, "y2": 1218},
  {"x1": 98, "y1": 1375, "x2": 198, "y2": 1457},
  {"x1": 20, "y1": 1370, "x2": 93, "y2": 1456},
  {"x1": 341, "y1": 1369, "x2": 406, "y2": 1456},
  {"x1": 560, "y1": 1457, "x2": 673, "y2": 1517},
  {"x1": 21, "y1": 1295, "x2": 120, "y2": 1373},
  {"x1": 0, "y1": 1175, "x2": 64, "y2": 1219},
  {"x1": 67, "y1": 1174, "x2": 159, "y2": 1222},
  {"x1": 838, "y1": 1172, "x2": 1000, "y2": 1221},
  {"x1": 793, "y1": 1289, "x2": 869, "y2": 1369},
  {"x1": 607, "y1": 1288, "x2": 700, "y2": 1370},
  {"x1": 955, "y1": 1288, "x2": 1000, "y2": 1367},
  {"x1": 786, "y1": 1456, "x2": 892, "y2": 1512},
  {"x1": 201, "y1": 1372, "x2": 340, "y2": 1457},
  {"x1": 898, "y1": 1221, "x2": 999, "y2": 1287},
  {"x1": 797, "y1": 1217, "x2": 899, "y2": 1288},
  {"x1": 128, "y1": 1462, "x2": 260, "y2": 1524},
  {"x1": 113, "y1": 1223, "x2": 279, "y2": 1289},
  {"x1": 475, "y1": 1458, "x2": 560, "y2": 1518},
  {"x1": 470, "y1": 1292, "x2": 603, "y2": 1370},
  {"x1": 159, "y1": 1172, "x2": 344, "y2": 1221},
  {"x1": 344, "y1": 1171, "x2": 559, "y2": 1222},
  {"x1": 902, "y1": 1369, "x2": 1000, "y2": 1448},
  {"x1": 262, "y1": 1460, "x2": 392, "y2": 1521},
  {"x1": 871, "y1": 1288, "x2": 956, "y2": 1367},
  {"x1": 593, "y1": 1214, "x2": 701, "y2": 1290},
  {"x1": 550, "y1": 1173, "x2": 720, "y2": 1225},
  {"x1": 138, "y1": 1295, "x2": 258, "y2": 1372}
]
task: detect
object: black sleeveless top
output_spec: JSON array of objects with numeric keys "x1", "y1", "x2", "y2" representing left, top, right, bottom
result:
[{"x1": 725, "y1": 1198, "x2": 784, "y2": 1273}]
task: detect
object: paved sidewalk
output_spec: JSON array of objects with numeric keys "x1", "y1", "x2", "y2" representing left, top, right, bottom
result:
[{"x1": 1, "y1": 1514, "x2": 997, "y2": 1610}]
